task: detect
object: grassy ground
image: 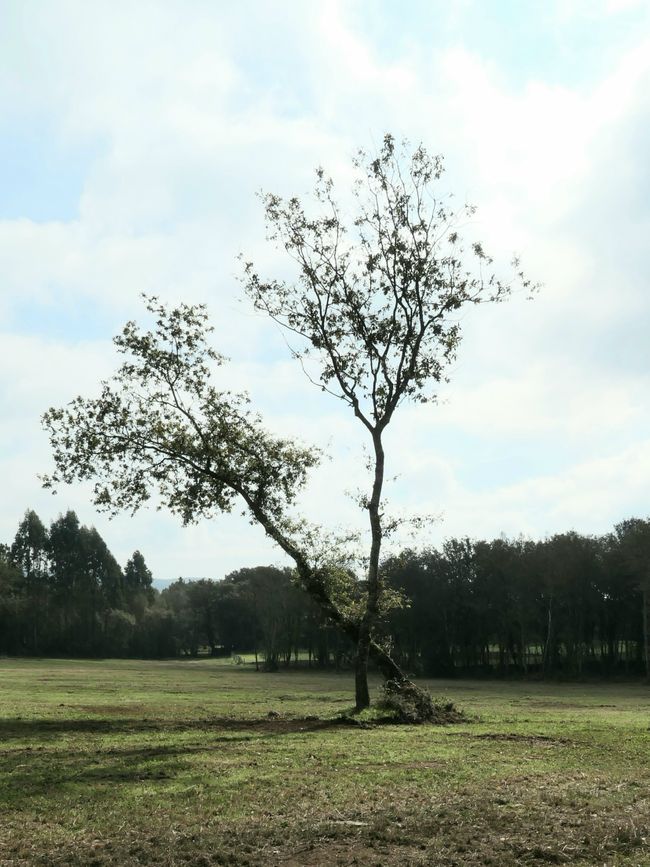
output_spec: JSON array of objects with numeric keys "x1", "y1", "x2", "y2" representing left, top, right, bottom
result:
[{"x1": 0, "y1": 658, "x2": 648, "y2": 866}]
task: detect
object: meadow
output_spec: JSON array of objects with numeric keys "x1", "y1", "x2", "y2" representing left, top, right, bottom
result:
[{"x1": 0, "y1": 658, "x2": 648, "y2": 866}]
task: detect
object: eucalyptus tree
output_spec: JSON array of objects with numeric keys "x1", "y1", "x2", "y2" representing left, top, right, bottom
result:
[
  {"x1": 0, "y1": 544, "x2": 21, "y2": 654},
  {"x1": 42, "y1": 135, "x2": 531, "y2": 714},
  {"x1": 10, "y1": 510, "x2": 50, "y2": 652},
  {"x1": 614, "y1": 518, "x2": 650, "y2": 680},
  {"x1": 123, "y1": 549, "x2": 155, "y2": 624}
]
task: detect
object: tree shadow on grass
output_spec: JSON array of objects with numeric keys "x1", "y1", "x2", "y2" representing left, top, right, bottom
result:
[
  {"x1": 0, "y1": 714, "x2": 345, "y2": 741},
  {"x1": 0, "y1": 752, "x2": 192, "y2": 809},
  {"x1": 0, "y1": 715, "x2": 362, "y2": 809},
  {"x1": 1, "y1": 718, "x2": 343, "y2": 810}
]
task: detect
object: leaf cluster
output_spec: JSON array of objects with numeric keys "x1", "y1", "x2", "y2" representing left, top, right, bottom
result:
[
  {"x1": 243, "y1": 134, "x2": 534, "y2": 434},
  {"x1": 42, "y1": 296, "x2": 319, "y2": 527}
]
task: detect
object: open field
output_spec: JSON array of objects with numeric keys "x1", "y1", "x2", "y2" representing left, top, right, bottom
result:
[{"x1": 0, "y1": 659, "x2": 649, "y2": 866}]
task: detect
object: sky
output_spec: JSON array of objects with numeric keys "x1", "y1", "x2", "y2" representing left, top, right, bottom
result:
[{"x1": 2, "y1": 0, "x2": 650, "y2": 583}]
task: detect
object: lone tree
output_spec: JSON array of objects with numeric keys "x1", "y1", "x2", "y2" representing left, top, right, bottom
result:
[{"x1": 43, "y1": 135, "x2": 532, "y2": 715}]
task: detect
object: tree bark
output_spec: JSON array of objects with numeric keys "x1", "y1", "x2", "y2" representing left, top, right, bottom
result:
[
  {"x1": 368, "y1": 637, "x2": 409, "y2": 682},
  {"x1": 355, "y1": 625, "x2": 371, "y2": 709},
  {"x1": 241, "y1": 484, "x2": 412, "y2": 703},
  {"x1": 643, "y1": 582, "x2": 649, "y2": 682},
  {"x1": 543, "y1": 594, "x2": 554, "y2": 676},
  {"x1": 354, "y1": 431, "x2": 386, "y2": 709}
]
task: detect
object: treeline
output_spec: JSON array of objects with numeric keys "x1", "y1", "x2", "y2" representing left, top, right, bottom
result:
[
  {"x1": 1, "y1": 510, "x2": 649, "y2": 678},
  {"x1": 384, "y1": 523, "x2": 649, "y2": 678},
  {"x1": 0, "y1": 510, "x2": 344, "y2": 662},
  {"x1": 0, "y1": 510, "x2": 162, "y2": 657},
  {"x1": 166, "y1": 523, "x2": 650, "y2": 679}
]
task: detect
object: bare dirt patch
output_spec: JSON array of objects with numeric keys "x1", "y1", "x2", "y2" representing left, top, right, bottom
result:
[{"x1": 469, "y1": 732, "x2": 572, "y2": 745}]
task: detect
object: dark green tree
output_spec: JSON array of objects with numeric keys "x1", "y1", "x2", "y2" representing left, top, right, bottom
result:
[
  {"x1": 48, "y1": 510, "x2": 85, "y2": 649},
  {"x1": 162, "y1": 579, "x2": 202, "y2": 656},
  {"x1": 124, "y1": 550, "x2": 154, "y2": 605},
  {"x1": 614, "y1": 518, "x2": 650, "y2": 680},
  {"x1": 0, "y1": 544, "x2": 22, "y2": 654},
  {"x1": 599, "y1": 533, "x2": 640, "y2": 672},
  {"x1": 84, "y1": 527, "x2": 124, "y2": 611},
  {"x1": 212, "y1": 576, "x2": 258, "y2": 658},
  {"x1": 185, "y1": 579, "x2": 221, "y2": 656},
  {"x1": 225, "y1": 566, "x2": 304, "y2": 669},
  {"x1": 10, "y1": 510, "x2": 50, "y2": 652}
]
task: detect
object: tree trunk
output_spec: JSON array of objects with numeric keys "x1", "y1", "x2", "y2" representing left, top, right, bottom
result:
[
  {"x1": 354, "y1": 431, "x2": 386, "y2": 710},
  {"x1": 243, "y1": 486, "x2": 412, "y2": 704},
  {"x1": 519, "y1": 617, "x2": 527, "y2": 674},
  {"x1": 368, "y1": 637, "x2": 409, "y2": 682},
  {"x1": 355, "y1": 622, "x2": 371, "y2": 709},
  {"x1": 643, "y1": 583, "x2": 649, "y2": 682},
  {"x1": 543, "y1": 594, "x2": 554, "y2": 676}
]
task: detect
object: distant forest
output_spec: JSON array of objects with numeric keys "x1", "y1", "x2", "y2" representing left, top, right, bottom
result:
[{"x1": 1, "y1": 509, "x2": 649, "y2": 678}]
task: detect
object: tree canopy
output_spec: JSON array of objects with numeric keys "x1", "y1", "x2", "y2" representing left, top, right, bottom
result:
[{"x1": 43, "y1": 135, "x2": 534, "y2": 715}]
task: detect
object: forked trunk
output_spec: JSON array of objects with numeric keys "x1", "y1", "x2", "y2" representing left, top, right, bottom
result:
[
  {"x1": 356, "y1": 625, "x2": 411, "y2": 708},
  {"x1": 245, "y1": 486, "x2": 411, "y2": 706}
]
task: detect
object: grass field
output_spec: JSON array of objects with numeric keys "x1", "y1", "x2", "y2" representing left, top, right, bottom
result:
[{"x1": 0, "y1": 659, "x2": 649, "y2": 866}]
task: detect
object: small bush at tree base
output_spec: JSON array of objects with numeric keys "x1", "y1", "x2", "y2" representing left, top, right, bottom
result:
[{"x1": 378, "y1": 679, "x2": 465, "y2": 724}]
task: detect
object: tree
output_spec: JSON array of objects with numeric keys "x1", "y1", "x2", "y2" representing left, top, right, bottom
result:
[
  {"x1": 599, "y1": 532, "x2": 640, "y2": 673},
  {"x1": 184, "y1": 579, "x2": 221, "y2": 656},
  {"x1": 82, "y1": 525, "x2": 124, "y2": 632},
  {"x1": 162, "y1": 579, "x2": 203, "y2": 656},
  {"x1": 45, "y1": 511, "x2": 126, "y2": 654},
  {"x1": 0, "y1": 543, "x2": 22, "y2": 655},
  {"x1": 10, "y1": 510, "x2": 50, "y2": 652},
  {"x1": 124, "y1": 550, "x2": 154, "y2": 604},
  {"x1": 614, "y1": 518, "x2": 650, "y2": 680},
  {"x1": 226, "y1": 566, "x2": 305, "y2": 669},
  {"x1": 42, "y1": 135, "x2": 531, "y2": 715},
  {"x1": 48, "y1": 510, "x2": 85, "y2": 648},
  {"x1": 211, "y1": 574, "x2": 258, "y2": 659},
  {"x1": 243, "y1": 135, "x2": 532, "y2": 705}
]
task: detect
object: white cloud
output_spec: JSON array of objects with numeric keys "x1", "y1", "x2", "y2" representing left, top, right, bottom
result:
[{"x1": 1, "y1": 1, "x2": 650, "y2": 578}]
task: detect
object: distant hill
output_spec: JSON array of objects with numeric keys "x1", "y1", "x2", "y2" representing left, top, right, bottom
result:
[{"x1": 152, "y1": 577, "x2": 211, "y2": 591}]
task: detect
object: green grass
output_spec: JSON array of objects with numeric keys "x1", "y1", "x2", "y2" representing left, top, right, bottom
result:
[{"x1": 0, "y1": 658, "x2": 649, "y2": 865}]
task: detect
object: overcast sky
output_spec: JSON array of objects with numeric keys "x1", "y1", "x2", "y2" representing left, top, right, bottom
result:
[{"x1": 2, "y1": 0, "x2": 650, "y2": 582}]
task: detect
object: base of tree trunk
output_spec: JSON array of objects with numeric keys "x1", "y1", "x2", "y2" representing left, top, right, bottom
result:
[{"x1": 378, "y1": 679, "x2": 465, "y2": 724}]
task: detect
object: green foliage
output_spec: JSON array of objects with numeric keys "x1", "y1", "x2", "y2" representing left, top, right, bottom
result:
[
  {"x1": 614, "y1": 518, "x2": 650, "y2": 678},
  {"x1": 124, "y1": 550, "x2": 154, "y2": 601},
  {"x1": 383, "y1": 530, "x2": 648, "y2": 678},
  {"x1": 243, "y1": 134, "x2": 532, "y2": 422},
  {"x1": 0, "y1": 509, "x2": 158, "y2": 658},
  {"x1": 2, "y1": 508, "x2": 650, "y2": 678},
  {"x1": 242, "y1": 134, "x2": 536, "y2": 708},
  {"x1": 104, "y1": 608, "x2": 136, "y2": 656},
  {"x1": 378, "y1": 679, "x2": 463, "y2": 724},
  {"x1": 42, "y1": 296, "x2": 319, "y2": 527},
  {"x1": 10, "y1": 510, "x2": 49, "y2": 586},
  {"x1": 40, "y1": 295, "x2": 356, "y2": 671}
]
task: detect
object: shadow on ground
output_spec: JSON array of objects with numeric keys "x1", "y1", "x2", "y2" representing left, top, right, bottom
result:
[{"x1": 0, "y1": 714, "x2": 346, "y2": 739}]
